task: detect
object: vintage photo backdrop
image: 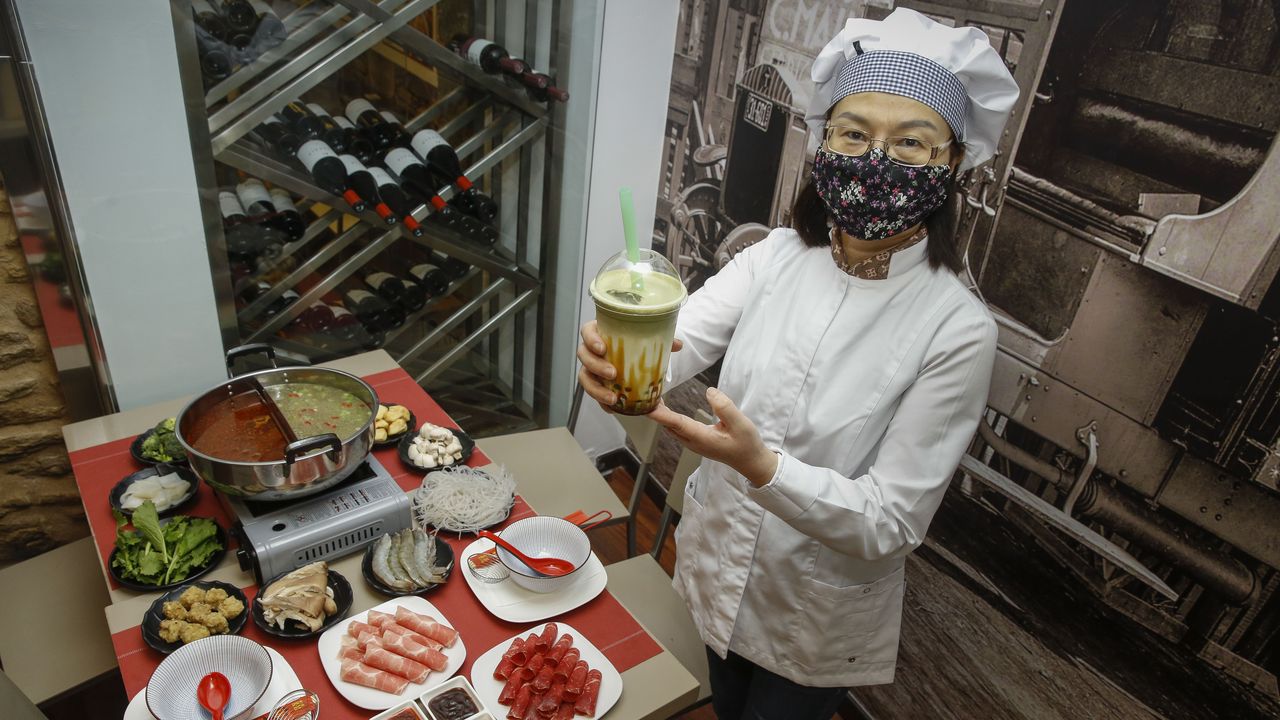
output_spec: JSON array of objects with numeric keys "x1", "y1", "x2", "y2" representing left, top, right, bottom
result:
[{"x1": 650, "y1": 1, "x2": 1280, "y2": 718}]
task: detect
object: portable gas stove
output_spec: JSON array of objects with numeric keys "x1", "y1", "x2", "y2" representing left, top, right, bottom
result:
[{"x1": 219, "y1": 455, "x2": 412, "y2": 584}]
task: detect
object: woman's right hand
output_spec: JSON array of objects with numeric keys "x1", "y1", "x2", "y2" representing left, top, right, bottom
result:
[
  {"x1": 578, "y1": 321, "x2": 619, "y2": 411},
  {"x1": 577, "y1": 321, "x2": 682, "y2": 413}
]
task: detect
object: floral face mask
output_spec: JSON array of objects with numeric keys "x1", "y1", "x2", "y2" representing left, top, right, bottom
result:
[{"x1": 812, "y1": 147, "x2": 952, "y2": 241}]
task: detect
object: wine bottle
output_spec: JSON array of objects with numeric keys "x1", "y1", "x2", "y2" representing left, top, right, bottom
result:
[
  {"x1": 364, "y1": 270, "x2": 410, "y2": 308},
  {"x1": 240, "y1": 281, "x2": 299, "y2": 317},
  {"x1": 293, "y1": 301, "x2": 335, "y2": 332},
  {"x1": 329, "y1": 304, "x2": 382, "y2": 350},
  {"x1": 295, "y1": 140, "x2": 367, "y2": 211},
  {"x1": 192, "y1": 0, "x2": 230, "y2": 42},
  {"x1": 341, "y1": 286, "x2": 403, "y2": 332},
  {"x1": 409, "y1": 129, "x2": 499, "y2": 221},
  {"x1": 431, "y1": 250, "x2": 470, "y2": 280},
  {"x1": 220, "y1": 0, "x2": 257, "y2": 34},
  {"x1": 388, "y1": 263, "x2": 428, "y2": 311},
  {"x1": 246, "y1": 0, "x2": 283, "y2": 39},
  {"x1": 377, "y1": 110, "x2": 412, "y2": 148},
  {"x1": 449, "y1": 35, "x2": 529, "y2": 77},
  {"x1": 345, "y1": 98, "x2": 399, "y2": 150},
  {"x1": 408, "y1": 261, "x2": 449, "y2": 298},
  {"x1": 219, "y1": 191, "x2": 249, "y2": 225},
  {"x1": 383, "y1": 148, "x2": 488, "y2": 239},
  {"x1": 280, "y1": 102, "x2": 324, "y2": 141},
  {"x1": 236, "y1": 179, "x2": 276, "y2": 216},
  {"x1": 367, "y1": 167, "x2": 424, "y2": 237},
  {"x1": 256, "y1": 115, "x2": 302, "y2": 156},
  {"x1": 520, "y1": 70, "x2": 570, "y2": 103},
  {"x1": 305, "y1": 103, "x2": 351, "y2": 153},
  {"x1": 333, "y1": 115, "x2": 376, "y2": 164},
  {"x1": 267, "y1": 188, "x2": 306, "y2": 240},
  {"x1": 337, "y1": 155, "x2": 395, "y2": 225},
  {"x1": 198, "y1": 41, "x2": 233, "y2": 83}
]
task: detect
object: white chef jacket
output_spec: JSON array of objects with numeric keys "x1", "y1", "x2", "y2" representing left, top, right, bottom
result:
[{"x1": 667, "y1": 227, "x2": 997, "y2": 687}]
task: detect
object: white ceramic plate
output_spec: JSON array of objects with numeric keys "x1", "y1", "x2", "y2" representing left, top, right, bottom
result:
[
  {"x1": 316, "y1": 596, "x2": 466, "y2": 710},
  {"x1": 124, "y1": 647, "x2": 301, "y2": 720},
  {"x1": 460, "y1": 538, "x2": 607, "y2": 623},
  {"x1": 470, "y1": 622, "x2": 621, "y2": 719}
]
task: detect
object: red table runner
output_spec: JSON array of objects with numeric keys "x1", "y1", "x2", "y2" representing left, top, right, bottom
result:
[{"x1": 71, "y1": 367, "x2": 663, "y2": 717}]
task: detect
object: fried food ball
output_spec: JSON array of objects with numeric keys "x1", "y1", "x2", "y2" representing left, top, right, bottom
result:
[
  {"x1": 200, "y1": 611, "x2": 230, "y2": 634},
  {"x1": 179, "y1": 622, "x2": 211, "y2": 644},
  {"x1": 218, "y1": 596, "x2": 245, "y2": 619},
  {"x1": 162, "y1": 601, "x2": 187, "y2": 621},
  {"x1": 203, "y1": 587, "x2": 229, "y2": 604},
  {"x1": 159, "y1": 619, "x2": 185, "y2": 643},
  {"x1": 178, "y1": 586, "x2": 207, "y2": 608},
  {"x1": 185, "y1": 602, "x2": 213, "y2": 623}
]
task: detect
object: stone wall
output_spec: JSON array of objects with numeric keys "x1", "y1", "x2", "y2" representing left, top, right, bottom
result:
[{"x1": 0, "y1": 182, "x2": 87, "y2": 561}]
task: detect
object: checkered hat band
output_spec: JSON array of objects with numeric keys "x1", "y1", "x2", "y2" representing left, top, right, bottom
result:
[{"x1": 831, "y1": 50, "x2": 968, "y2": 141}]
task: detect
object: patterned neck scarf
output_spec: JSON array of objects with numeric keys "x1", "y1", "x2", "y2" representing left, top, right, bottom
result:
[{"x1": 829, "y1": 226, "x2": 928, "y2": 280}]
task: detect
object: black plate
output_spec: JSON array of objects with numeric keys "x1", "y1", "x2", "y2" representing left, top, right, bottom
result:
[
  {"x1": 140, "y1": 580, "x2": 248, "y2": 655},
  {"x1": 109, "y1": 520, "x2": 228, "y2": 592},
  {"x1": 251, "y1": 567, "x2": 353, "y2": 638},
  {"x1": 362, "y1": 532, "x2": 455, "y2": 596},
  {"x1": 130, "y1": 427, "x2": 188, "y2": 466},
  {"x1": 373, "y1": 403, "x2": 416, "y2": 448},
  {"x1": 396, "y1": 426, "x2": 475, "y2": 473},
  {"x1": 108, "y1": 464, "x2": 200, "y2": 519}
]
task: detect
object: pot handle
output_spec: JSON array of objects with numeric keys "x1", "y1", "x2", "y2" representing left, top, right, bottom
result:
[
  {"x1": 284, "y1": 433, "x2": 342, "y2": 467},
  {"x1": 225, "y1": 343, "x2": 278, "y2": 377}
]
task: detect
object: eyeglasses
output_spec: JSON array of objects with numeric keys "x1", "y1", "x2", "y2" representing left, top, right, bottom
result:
[{"x1": 822, "y1": 125, "x2": 953, "y2": 167}]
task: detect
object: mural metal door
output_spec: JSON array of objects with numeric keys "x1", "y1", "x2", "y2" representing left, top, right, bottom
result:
[{"x1": 885, "y1": 0, "x2": 1064, "y2": 279}]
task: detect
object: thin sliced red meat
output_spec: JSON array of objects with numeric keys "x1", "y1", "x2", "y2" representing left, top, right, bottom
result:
[
  {"x1": 340, "y1": 659, "x2": 409, "y2": 694},
  {"x1": 574, "y1": 668, "x2": 602, "y2": 717},
  {"x1": 363, "y1": 644, "x2": 430, "y2": 683},
  {"x1": 382, "y1": 628, "x2": 448, "y2": 671},
  {"x1": 395, "y1": 606, "x2": 459, "y2": 647}
]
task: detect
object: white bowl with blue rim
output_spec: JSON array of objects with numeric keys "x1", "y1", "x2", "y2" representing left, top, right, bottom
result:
[
  {"x1": 146, "y1": 634, "x2": 272, "y2": 720},
  {"x1": 494, "y1": 516, "x2": 592, "y2": 594}
]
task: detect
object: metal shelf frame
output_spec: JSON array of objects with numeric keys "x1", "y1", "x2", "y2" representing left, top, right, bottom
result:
[
  {"x1": 176, "y1": 0, "x2": 569, "y2": 430},
  {"x1": 225, "y1": 115, "x2": 548, "y2": 336}
]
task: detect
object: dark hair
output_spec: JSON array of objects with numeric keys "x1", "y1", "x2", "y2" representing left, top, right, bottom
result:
[{"x1": 790, "y1": 174, "x2": 966, "y2": 274}]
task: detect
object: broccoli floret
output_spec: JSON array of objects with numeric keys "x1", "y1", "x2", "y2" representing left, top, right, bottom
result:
[
  {"x1": 141, "y1": 432, "x2": 167, "y2": 460},
  {"x1": 160, "y1": 433, "x2": 186, "y2": 461},
  {"x1": 156, "y1": 417, "x2": 177, "y2": 435}
]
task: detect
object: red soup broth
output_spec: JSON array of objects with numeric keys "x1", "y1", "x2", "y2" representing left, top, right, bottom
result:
[{"x1": 187, "y1": 391, "x2": 289, "y2": 462}]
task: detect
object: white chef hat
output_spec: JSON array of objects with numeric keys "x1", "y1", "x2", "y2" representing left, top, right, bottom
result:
[{"x1": 806, "y1": 8, "x2": 1020, "y2": 172}]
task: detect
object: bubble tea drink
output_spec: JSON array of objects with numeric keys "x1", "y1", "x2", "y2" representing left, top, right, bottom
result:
[{"x1": 589, "y1": 249, "x2": 687, "y2": 415}]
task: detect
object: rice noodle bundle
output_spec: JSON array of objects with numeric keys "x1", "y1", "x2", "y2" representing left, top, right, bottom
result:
[{"x1": 412, "y1": 465, "x2": 516, "y2": 534}]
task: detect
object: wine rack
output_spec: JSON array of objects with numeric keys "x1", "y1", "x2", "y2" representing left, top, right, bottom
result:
[{"x1": 176, "y1": 0, "x2": 571, "y2": 433}]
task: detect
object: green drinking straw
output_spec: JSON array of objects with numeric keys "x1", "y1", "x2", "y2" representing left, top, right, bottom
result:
[{"x1": 619, "y1": 187, "x2": 645, "y2": 293}]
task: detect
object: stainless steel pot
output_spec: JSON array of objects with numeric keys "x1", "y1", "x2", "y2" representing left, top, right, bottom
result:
[{"x1": 175, "y1": 345, "x2": 377, "y2": 501}]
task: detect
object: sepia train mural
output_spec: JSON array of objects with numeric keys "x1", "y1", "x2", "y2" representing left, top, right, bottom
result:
[{"x1": 653, "y1": 1, "x2": 1280, "y2": 717}]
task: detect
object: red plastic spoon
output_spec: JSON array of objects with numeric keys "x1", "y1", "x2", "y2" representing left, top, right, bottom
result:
[
  {"x1": 198, "y1": 671, "x2": 231, "y2": 720},
  {"x1": 478, "y1": 530, "x2": 576, "y2": 577}
]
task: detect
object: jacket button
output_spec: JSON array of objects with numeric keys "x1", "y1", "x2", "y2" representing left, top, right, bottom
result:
[
  {"x1": 862, "y1": 587, "x2": 871, "y2": 594},
  {"x1": 847, "y1": 656, "x2": 857, "y2": 663}
]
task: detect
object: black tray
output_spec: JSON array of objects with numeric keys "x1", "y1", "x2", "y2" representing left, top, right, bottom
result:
[
  {"x1": 109, "y1": 520, "x2": 227, "y2": 592},
  {"x1": 108, "y1": 464, "x2": 200, "y2": 519},
  {"x1": 396, "y1": 426, "x2": 475, "y2": 473},
  {"x1": 362, "y1": 532, "x2": 454, "y2": 596},
  {"x1": 130, "y1": 427, "x2": 188, "y2": 466},
  {"x1": 373, "y1": 403, "x2": 416, "y2": 448},
  {"x1": 140, "y1": 580, "x2": 248, "y2": 654},
  {"x1": 251, "y1": 567, "x2": 353, "y2": 639}
]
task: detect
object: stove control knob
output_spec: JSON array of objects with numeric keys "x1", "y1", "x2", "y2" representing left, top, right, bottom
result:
[{"x1": 237, "y1": 547, "x2": 252, "y2": 571}]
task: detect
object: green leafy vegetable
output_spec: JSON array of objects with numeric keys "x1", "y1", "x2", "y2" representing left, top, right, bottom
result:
[
  {"x1": 131, "y1": 501, "x2": 167, "y2": 561},
  {"x1": 110, "y1": 502, "x2": 221, "y2": 586},
  {"x1": 140, "y1": 417, "x2": 186, "y2": 463}
]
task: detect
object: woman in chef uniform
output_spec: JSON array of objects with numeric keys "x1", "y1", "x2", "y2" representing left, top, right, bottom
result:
[{"x1": 578, "y1": 9, "x2": 1019, "y2": 719}]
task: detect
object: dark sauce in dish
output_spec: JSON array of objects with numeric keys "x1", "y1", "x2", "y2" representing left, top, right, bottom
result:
[{"x1": 427, "y1": 688, "x2": 479, "y2": 720}]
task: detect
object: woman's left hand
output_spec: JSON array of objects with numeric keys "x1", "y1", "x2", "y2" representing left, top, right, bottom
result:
[{"x1": 648, "y1": 387, "x2": 779, "y2": 487}]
